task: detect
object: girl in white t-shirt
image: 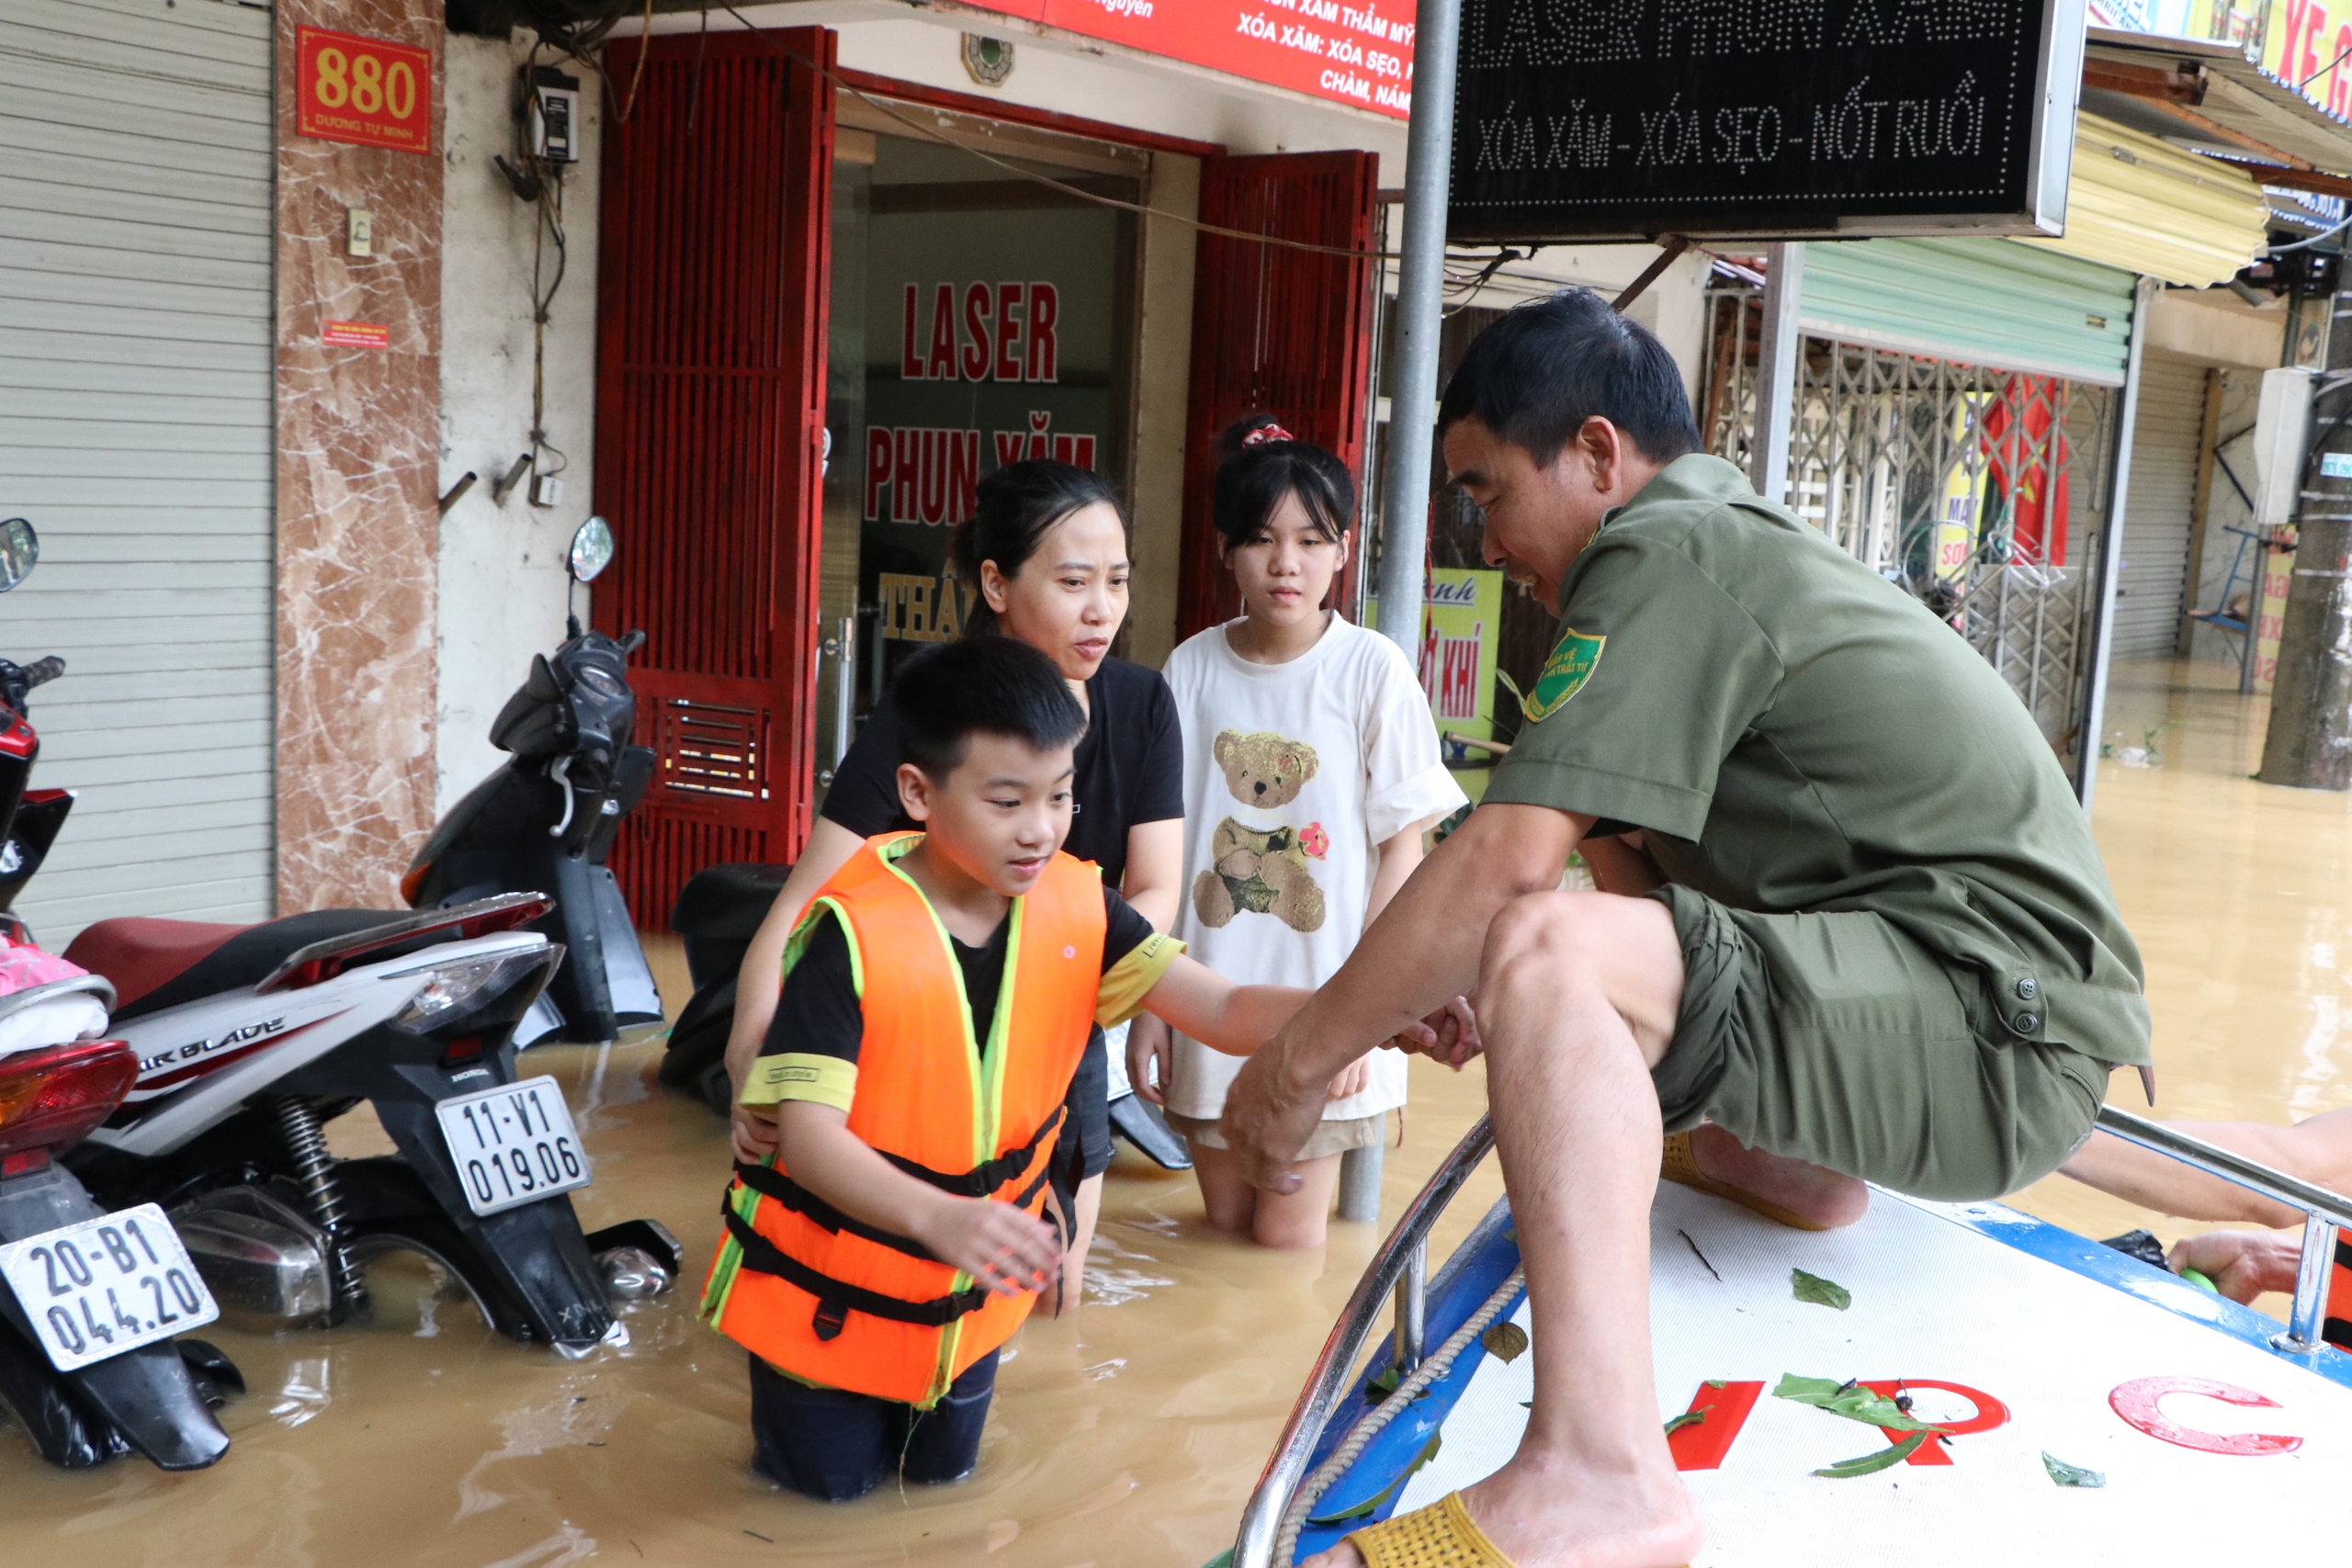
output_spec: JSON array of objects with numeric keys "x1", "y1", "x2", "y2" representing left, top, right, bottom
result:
[{"x1": 1128, "y1": 416, "x2": 1465, "y2": 1247}]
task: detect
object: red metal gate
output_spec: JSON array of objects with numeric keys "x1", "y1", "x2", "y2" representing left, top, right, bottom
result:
[
  {"x1": 595, "y1": 28, "x2": 834, "y2": 924},
  {"x1": 1178, "y1": 152, "x2": 1380, "y2": 638}
]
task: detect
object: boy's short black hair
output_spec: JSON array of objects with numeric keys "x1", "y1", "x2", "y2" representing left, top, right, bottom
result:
[
  {"x1": 1437, "y1": 288, "x2": 1702, "y2": 468},
  {"x1": 895, "y1": 637, "x2": 1089, "y2": 779}
]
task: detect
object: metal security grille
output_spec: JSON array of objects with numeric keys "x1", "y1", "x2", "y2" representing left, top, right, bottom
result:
[
  {"x1": 0, "y1": 0, "x2": 276, "y2": 943},
  {"x1": 1700, "y1": 288, "x2": 2117, "y2": 753},
  {"x1": 1178, "y1": 152, "x2": 1380, "y2": 637},
  {"x1": 595, "y1": 28, "x2": 835, "y2": 923}
]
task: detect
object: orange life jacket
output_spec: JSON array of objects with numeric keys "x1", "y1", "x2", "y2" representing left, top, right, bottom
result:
[{"x1": 699, "y1": 833, "x2": 1105, "y2": 1405}]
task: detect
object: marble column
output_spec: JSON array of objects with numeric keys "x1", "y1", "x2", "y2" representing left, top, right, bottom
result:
[{"x1": 274, "y1": 0, "x2": 444, "y2": 911}]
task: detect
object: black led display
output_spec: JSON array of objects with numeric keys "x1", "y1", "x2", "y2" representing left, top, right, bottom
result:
[{"x1": 1449, "y1": 0, "x2": 2082, "y2": 243}]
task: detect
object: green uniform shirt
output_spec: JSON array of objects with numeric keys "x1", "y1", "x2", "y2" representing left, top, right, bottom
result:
[{"x1": 1487, "y1": 454, "x2": 2151, "y2": 1068}]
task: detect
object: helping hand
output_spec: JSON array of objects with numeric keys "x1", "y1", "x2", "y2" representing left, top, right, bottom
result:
[
  {"x1": 1385, "y1": 996, "x2": 1481, "y2": 1068},
  {"x1": 1126, "y1": 1013, "x2": 1173, "y2": 1108},
  {"x1": 730, "y1": 1101, "x2": 781, "y2": 1166},
  {"x1": 1219, "y1": 1038, "x2": 1329, "y2": 1196},
  {"x1": 2167, "y1": 1228, "x2": 2304, "y2": 1304},
  {"x1": 916, "y1": 1197, "x2": 1063, "y2": 1297}
]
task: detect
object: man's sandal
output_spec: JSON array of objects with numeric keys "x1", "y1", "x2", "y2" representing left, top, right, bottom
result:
[
  {"x1": 1343, "y1": 1492, "x2": 1516, "y2": 1567},
  {"x1": 1343, "y1": 1491, "x2": 1687, "y2": 1568},
  {"x1": 1660, "y1": 1130, "x2": 1829, "y2": 1232}
]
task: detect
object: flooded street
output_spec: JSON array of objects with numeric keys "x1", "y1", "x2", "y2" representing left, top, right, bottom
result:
[{"x1": 1, "y1": 656, "x2": 2345, "y2": 1567}]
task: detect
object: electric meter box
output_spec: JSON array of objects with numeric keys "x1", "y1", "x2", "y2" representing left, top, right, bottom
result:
[{"x1": 528, "y1": 67, "x2": 581, "y2": 164}]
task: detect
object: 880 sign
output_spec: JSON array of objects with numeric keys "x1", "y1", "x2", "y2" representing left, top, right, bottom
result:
[{"x1": 296, "y1": 27, "x2": 432, "y2": 155}]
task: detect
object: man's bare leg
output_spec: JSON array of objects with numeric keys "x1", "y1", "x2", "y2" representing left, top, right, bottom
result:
[{"x1": 1305, "y1": 891, "x2": 1702, "y2": 1568}]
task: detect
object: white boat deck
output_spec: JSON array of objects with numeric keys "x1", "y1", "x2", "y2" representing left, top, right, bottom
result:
[{"x1": 1301, "y1": 1182, "x2": 2349, "y2": 1565}]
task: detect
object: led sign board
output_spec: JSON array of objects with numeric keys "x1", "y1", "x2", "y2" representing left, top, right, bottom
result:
[{"x1": 1449, "y1": 0, "x2": 2086, "y2": 243}]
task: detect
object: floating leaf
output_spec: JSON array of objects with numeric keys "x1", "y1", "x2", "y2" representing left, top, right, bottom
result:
[
  {"x1": 1771, "y1": 1374, "x2": 1938, "y2": 1433},
  {"x1": 1814, "y1": 1429, "x2": 1929, "y2": 1478},
  {"x1": 1664, "y1": 1409, "x2": 1707, "y2": 1435},
  {"x1": 1481, "y1": 1321, "x2": 1530, "y2": 1364},
  {"x1": 2041, "y1": 1451, "x2": 2106, "y2": 1488},
  {"x1": 1791, "y1": 1269, "x2": 1850, "y2": 1311},
  {"x1": 1306, "y1": 1432, "x2": 1442, "y2": 1526}
]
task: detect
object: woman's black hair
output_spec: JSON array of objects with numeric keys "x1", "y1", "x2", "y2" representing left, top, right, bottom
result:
[
  {"x1": 1211, "y1": 414, "x2": 1355, "y2": 551},
  {"x1": 949, "y1": 460, "x2": 1126, "y2": 637}
]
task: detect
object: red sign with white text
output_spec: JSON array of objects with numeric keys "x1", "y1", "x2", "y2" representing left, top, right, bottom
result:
[
  {"x1": 296, "y1": 27, "x2": 433, "y2": 154},
  {"x1": 958, "y1": 0, "x2": 1412, "y2": 118}
]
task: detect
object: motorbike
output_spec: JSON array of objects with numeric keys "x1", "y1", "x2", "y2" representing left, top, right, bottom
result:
[
  {"x1": 0, "y1": 524, "x2": 678, "y2": 1357},
  {"x1": 658, "y1": 869, "x2": 1193, "y2": 1170},
  {"x1": 402, "y1": 518, "x2": 662, "y2": 1047},
  {"x1": 0, "y1": 516, "x2": 239, "y2": 1470}
]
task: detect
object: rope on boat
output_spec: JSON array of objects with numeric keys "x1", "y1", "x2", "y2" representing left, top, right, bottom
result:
[{"x1": 1273, "y1": 1265, "x2": 1527, "y2": 1565}]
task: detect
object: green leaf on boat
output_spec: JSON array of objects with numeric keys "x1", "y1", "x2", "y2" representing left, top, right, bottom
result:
[
  {"x1": 1790, "y1": 1269, "x2": 1851, "y2": 1311},
  {"x1": 1664, "y1": 1409, "x2": 1707, "y2": 1435},
  {"x1": 1814, "y1": 1429, "x2": 1929, "y2": 1477},
  {"x1": 1705, "y1": 1379, "x2": 1727, "y2": 1390},
  {"x1": 1306, "y1": 1431, "x2": 1443, "y2": 1526},
  {"x1": 2041, "y1": 1451, "x2": 2107, "y2": 1488},
  {"x1": 1202, "y1": 1554, "x2": 1235, "y2": 1568},
  {"x1": 1481, "y1": 1321, "x2": 1530, "y2": 1364},
  {"x1": 1770, "y1": 1374, "x2": 1938, "y2": 1433}
]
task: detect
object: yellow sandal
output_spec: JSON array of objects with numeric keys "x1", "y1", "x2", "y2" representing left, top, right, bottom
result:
[
  {"x1": 1660, "y1": 1130, "x2": 1828, "y2": 1232},
  {"x1": 1344, "y1": 1492, "x2": 1518, "y2": 1567}
]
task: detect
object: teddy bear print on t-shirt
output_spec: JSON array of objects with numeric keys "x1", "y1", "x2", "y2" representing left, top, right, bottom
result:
[{"x1": 1192, "y1": 729, "x2": 1328, "y2": 932}]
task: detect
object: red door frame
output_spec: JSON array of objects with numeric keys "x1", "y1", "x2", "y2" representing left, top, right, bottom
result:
[
  {"x1": 1178, "y1": 151, "x2": 1381, "y2": 638},
  {"x1": 595, "y1": 27, "x2": 836, "y2": 921}
]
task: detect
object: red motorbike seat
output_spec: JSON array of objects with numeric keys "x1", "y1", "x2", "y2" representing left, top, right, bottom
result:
[{"x1": 65, "y1": 918, "x2": 250, "y2": 1014}]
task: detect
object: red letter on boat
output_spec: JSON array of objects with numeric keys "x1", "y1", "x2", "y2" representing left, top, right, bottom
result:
[{"x1": 2109, "y1": 1376, "x2": 2302, "y2": 1456}]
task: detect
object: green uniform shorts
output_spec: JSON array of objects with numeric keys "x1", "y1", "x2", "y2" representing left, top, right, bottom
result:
[{"x1": 1648, "y1": 886, "x2": 2110, "y2": 1201}]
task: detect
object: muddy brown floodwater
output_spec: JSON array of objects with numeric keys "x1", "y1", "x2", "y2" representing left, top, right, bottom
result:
[{"x1": 2, "y1": 657, "x2": 2343, "y2": 1566}]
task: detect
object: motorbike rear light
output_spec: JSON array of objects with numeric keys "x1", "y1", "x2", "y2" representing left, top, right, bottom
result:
[
  {"x1": 2, "y1": 1146, "x2": 48, "y2": 1177},
  {"x1": 0, "y1": 1038, "x2": 139, "y2": 1157},
  {"x1": 440, "y1": 1035, "x2": 484, "y2": 1066}
]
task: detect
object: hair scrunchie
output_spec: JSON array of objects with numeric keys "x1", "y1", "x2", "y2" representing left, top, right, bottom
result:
[{"x1": 1240, "y1": 423, "x2": 1295, "y2": 448}]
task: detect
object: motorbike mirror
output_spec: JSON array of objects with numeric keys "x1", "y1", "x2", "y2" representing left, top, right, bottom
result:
[
  {"x1": 568, "y1": 515, "x2": 615, "y2": 583},
  {"x1": 0, "y1": 519, "x2": 37, "y2": 593}
]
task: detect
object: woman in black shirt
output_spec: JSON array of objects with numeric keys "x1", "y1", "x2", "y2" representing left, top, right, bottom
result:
[{"x1": 727, "y1": 461, "x2": 1185, "y2": 1314}]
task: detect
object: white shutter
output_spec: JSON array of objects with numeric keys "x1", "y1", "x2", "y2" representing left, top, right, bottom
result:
[
  {"x1": 0, "y1": 0, "x2": 275, "y2": 943},
  {"x1": 2112, "y1": 357, "x2": 2207, "y2": 660}
]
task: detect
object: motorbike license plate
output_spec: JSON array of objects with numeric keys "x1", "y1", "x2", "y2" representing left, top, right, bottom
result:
[
  {"x1": 0, "y1": 1204, "x2": 220, "y2": 1373},
  {"x1": 435, "y1": 1077, "x2": 592, "y2": 1217}
]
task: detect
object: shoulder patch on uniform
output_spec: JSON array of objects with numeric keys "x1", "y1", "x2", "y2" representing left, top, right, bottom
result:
[{"x1": 1522, "y1": 628, "x2": 1605, "y2": 722}]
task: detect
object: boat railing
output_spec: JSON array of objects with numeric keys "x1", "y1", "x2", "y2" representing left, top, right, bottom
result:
[
  {"x1": 1232, "y1": 1105, "x2": 2351, "y2": 1568},
  {"x1": 1232, "y1": 1114, "x2": 1492, "y2": 1568},
  {"x1": 2095, "y1": 1105, "x2": 2352, "y2": 1356}
]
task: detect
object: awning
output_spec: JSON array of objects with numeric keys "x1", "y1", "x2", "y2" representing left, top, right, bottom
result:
[
  {"x1": 2012, "y1": 113, "x2": 2267, "y2": 287},
  {"x1": 1799, "y1": 238, "x2": 2138, "y2": 386},
  {"x1": 2084, "y1": 27, "x2": 2352, "y2": 174}
]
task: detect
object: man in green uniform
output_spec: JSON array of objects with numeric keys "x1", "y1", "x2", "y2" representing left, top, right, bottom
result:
[{"x1": 1223, "y1": 290, "x2": 2151, "y2": 1568}]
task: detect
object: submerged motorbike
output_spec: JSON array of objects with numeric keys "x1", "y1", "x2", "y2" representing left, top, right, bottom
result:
[
  {"x1": 0, "y1": 524, "x2": 678, "y2": 1356},
  {"x1": 402, "y1": 518, "x2": 662, "y2": 1047},
  {"x1": 0, "y1": 517, "x2": 238, "y2": 1470},
  {"x1": 658, "y1": 868, "x2": 1193, "y2": 1169}
]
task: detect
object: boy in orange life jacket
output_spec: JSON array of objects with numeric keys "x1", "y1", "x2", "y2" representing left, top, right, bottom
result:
[{"x1": 701, "y1": 637, "x2": 1316, "y2": 1502}]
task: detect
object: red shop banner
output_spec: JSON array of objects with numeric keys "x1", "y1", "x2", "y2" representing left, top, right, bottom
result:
[
  {"x1": 296, "y1": 27, "x2": 433, "y2": 154},
  {"x1": 959, "y1": 0, "x2": 1412, "y2": 118}
]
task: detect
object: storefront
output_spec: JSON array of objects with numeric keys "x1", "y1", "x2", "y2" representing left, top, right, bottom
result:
[{"x1": 592, "y1": 19, "x2": 1396, "y2": 919}]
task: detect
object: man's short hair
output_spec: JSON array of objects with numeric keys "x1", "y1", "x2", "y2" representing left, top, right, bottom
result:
[
  {"x1": 1438, "y1": 288, "x2": 1702, "y2": 468},
  {"x1": 895, "y1": 637, "x2": 1089, "y2": 779}
]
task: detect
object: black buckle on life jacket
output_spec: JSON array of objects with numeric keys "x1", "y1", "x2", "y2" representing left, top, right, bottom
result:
[
  {"x1": 721, "y1": 1201, "x2": 994, "y2": 1330},
  {"x1": 813, "y1": 1299, "x2": 848, "y2": 1341},
  {"x1": 880, "y1": 1104, "x2": 1067, "y2": 1197},
  {"x1": 733, "y1": 1162, "x2": 940, "y2": 1261}
]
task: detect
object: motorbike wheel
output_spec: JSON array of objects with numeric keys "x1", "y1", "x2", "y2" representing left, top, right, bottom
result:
[{"x1": 332, "y1": 1159, "x2": 541, "y2": 1342}]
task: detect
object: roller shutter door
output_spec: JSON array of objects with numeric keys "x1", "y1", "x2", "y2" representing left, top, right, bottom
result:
[
  {"x1": 2113, "y1": 357, "x2": 2206, "y2": 660},
  {"x1": 0, "y1": 0, "x2": 275, "y2": 943},
  {"x1": 1800, "y1": 238, "x2": 2137, "y2": 386}
]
